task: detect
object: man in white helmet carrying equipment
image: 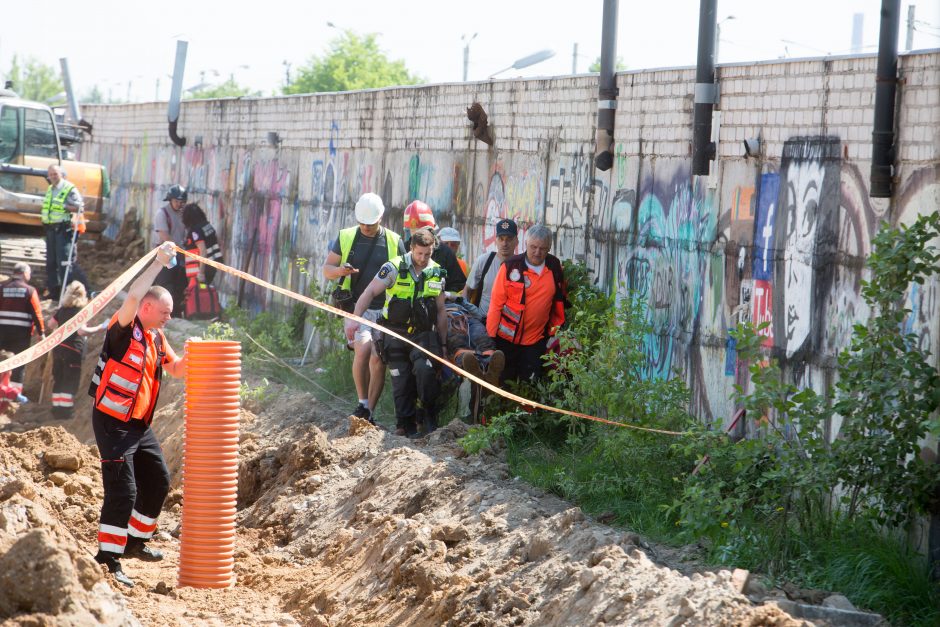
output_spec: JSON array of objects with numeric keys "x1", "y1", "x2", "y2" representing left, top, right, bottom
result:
[{"x1": 323, "y1": 193, "x2": 405, "y2": 423}]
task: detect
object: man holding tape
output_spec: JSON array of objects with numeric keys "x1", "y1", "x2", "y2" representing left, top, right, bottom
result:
[
  {"x1": 89, "y1": 242, "x2": 186, "y2": 587},
  {"x1": 349, "y1": 227, "x2": 448, "y2": 437}
]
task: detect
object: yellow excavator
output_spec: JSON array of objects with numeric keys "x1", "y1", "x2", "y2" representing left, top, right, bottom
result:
[{"x1": 0, "y1": 86, "x2": 109, "y2": 280}]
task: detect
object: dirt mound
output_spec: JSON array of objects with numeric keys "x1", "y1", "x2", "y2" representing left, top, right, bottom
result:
[
  {"x1": 0, "y1": 428, "x2": 137, "y2": 625},
  {"x1": 0, "y1": 375, "x2": 806, "y2": 625},
  {"x1": 84, "y1": 208, "x2": 147, "y2": 288}
]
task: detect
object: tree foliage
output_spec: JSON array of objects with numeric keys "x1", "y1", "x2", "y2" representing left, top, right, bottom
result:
[
  {"x1": 283, "y1": 30, "x2": 422, "y2": 94},
  {"x1": 4, "y1": 55, "x2": 64, "y2": 103},
  {"x1": 188, "y1": 78, "x2": 261, "y2": 100},
  {"x1": 588, "y1": 56, "x2": 627, "y2": 72}
]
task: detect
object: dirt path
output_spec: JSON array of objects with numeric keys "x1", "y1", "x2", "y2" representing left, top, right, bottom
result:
[{"x1": 0, "y1": 329, "x2": 806, "y2": 627}]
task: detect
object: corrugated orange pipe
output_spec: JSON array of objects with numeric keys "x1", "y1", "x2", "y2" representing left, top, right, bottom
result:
[{"x1": 178, "y1": 340, "x2": 241, "y2": 588}]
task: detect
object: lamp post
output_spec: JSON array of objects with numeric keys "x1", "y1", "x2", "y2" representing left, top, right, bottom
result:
[
  {"x1": 462, "y1": 32, "x2": 478, "y2": 81},
  {"x1": 489, "y1": 49, "x2": 556, "y2": 79},
  {"x1": 716, "y1": 15, "x2": 735, "y2": 64}
]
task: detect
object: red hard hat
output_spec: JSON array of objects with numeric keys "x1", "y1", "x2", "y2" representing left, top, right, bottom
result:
[{"x1": 403, "y1": 200, "x2": 436, "y2": 230}]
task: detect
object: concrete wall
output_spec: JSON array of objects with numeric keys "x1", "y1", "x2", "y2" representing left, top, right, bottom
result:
[{"x1": 78, "y1": 51, "x2": 940, "y2": 427}]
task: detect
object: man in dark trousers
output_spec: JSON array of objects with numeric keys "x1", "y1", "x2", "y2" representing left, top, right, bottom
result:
[
  {"x1": 89, "y1": 242, "x2": 186, "y2": 587},
  {"x1": 41, "y1": 164, "x2": 89, "y2": 297},
  {"x1": 0, "y1": 263, "x2": 44, "y2": 399},
  {"x1": 487, "y1": 224, "x2": 568, "y2": 383},
  {"x1": 350, "y1": 228, "x2": 448, "y2": 437}
]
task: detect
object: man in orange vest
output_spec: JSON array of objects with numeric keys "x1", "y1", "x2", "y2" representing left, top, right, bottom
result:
[
  {"x1": 89, "y1": 242, "x2": 186, "y2": 587},
  {"x1": 486, "y1": 224, "x2": 568, "y2": 383}
]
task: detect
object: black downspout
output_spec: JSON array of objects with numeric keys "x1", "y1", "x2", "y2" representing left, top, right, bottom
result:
[
  {"x1": 692, "y1": 0, "x2": 717, "y2": 176},
  {"x1": 870, "y1": 0, "x2": 900, "y2": 198},
  {"x1": 594, "y1": 0, "x2": 618, "y2": 171}
]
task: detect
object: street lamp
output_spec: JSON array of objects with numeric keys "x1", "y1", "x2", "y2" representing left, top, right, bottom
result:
[
  {"x1": 462, "y1": 32, "x2": 478, "y2": 82},
  {"x1": 716, "y1": 15, "x2": 735, "y2": 64},
  {"x1": 489, "y1": 49, "x2": 556, "y2": 79}
]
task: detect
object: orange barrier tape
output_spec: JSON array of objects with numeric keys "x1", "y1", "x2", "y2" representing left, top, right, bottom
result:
[
  {"x1": 176, "y1": 246, "x2": 686, "y2": 437},
  {"x1": 0, "y1": 249, "x2": 158, "y2": 376}
]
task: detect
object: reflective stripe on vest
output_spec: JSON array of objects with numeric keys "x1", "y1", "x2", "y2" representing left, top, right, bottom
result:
[
  {"x1": 338, "y1": 226, "x2": 401, "y2": 290},
  {"x1": 381, "y1": 256, "x2": 444, "y2": 320},
  {"x1": 90, "y1": 320, "x2": 164, "y2": 423},
  {"x1": 42, "y1": 182, "x2": 76, "y2": 224}
]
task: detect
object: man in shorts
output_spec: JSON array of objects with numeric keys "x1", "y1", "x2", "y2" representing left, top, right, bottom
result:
[{"x1": 323, "y1": 193, "x2": 404, "y2": 423}]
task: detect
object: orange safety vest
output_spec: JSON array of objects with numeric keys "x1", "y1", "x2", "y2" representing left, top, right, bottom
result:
[
  {"x1": 88, "y1": 317, "x2": 166, "y2": 423},
  {"x1": 495, "y1": 254, "x2": 568, "y2": 344}
]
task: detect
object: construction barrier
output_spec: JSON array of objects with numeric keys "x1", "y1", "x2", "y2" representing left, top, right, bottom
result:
[{"x1": 178, "y1": 340, "x2": 242, "y2": 589}]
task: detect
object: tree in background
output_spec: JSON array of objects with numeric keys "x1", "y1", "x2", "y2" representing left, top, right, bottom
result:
[
  {"x1": 284, "y1": 30, "x2": 422, "y2": 94},
  {"x1": 4, "y1": 55, "x2": 64, "y2": 103},
  {"x1": 588, "y1": 56, "x2": 628, "y2": 72},
  {"x1": 188, "y1": 78, "x2": 261, "y2": 100}
]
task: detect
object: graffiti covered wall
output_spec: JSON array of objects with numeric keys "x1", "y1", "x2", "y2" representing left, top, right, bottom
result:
[{"x1": 79, "y1": 51, "x2": 940, "y2": 426}]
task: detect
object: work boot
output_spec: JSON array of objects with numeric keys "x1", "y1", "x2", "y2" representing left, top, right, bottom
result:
[
  {"x1": 457, "y1": 352, "x2": 484, "y2": 383},
  {"x1": 124, "y1": 539, "x2": 164, "y2": 561},
  {"x1": 94, "y1": 551, "x2": 134, "y2": 588},
  {"x1": 484, "y1": 350, "x2": 505, "y2": 386},
  {"x1": 350, "y1": 403, "x2": 374, "y2": 425}
]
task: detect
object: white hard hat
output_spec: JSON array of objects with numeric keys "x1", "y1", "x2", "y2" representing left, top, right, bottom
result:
[
  {"x1": 438, "y1": 227, "x2": 461, "y2": 243},
  {"x1": 354, "y1": 193, "x2": 385, "y2": 225}
]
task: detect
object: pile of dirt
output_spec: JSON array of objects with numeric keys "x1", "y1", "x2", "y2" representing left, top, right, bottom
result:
[
  {"x1": 82, "y1": 207, "x2": 147, "y2": 289},
  {"x1": 0, "y1": 427, "x2": 137, "y2": 625},
  {"x1": 0, "y1": 319, "x2": 811, "y2": 625}
]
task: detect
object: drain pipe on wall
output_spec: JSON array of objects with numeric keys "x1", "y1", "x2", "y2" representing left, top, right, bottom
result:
[
  {"x1": 869, "y1": 0, "x2": 900, "y2": 198},
  {"x1": 168, "y1": 40, "x2": 188, "y2": 147},
  {"x1": 594, "y1": 0, "x2": 618, "y2": 171},
  {"x1": 691, "y1": 0, "x2": 717, "y2": 176}
]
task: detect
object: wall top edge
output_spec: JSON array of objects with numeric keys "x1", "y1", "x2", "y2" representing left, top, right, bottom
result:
[{"x1": 83, "y1": 50, "x2": 938, "y2": 112}]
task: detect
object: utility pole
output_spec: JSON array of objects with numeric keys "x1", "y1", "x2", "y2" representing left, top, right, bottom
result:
[
  {"x1": 462, "y1": 33, "x2": 478, "y2": 81},
  {"x1": 282, "y1": 60, "x2": 291, "y2": 87},
  {"x1": 906, "y1": 4, "x2": 915, "y2": 50},
  {"x1": 572, "y1": 42, "x2": 578, "y2": 74},
  {"x1": 155, "y1": 78, "x2": 160, "y2": 101}
]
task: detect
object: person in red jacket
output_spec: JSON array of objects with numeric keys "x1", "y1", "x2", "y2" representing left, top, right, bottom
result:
[
  {"x1": 89, "y1": 242, "x2": 186, "y2": 587},
  {"x1": 0, "y1": 350, "x2": 29, "y2": 415},
  {"x1": 486, "y1": 225, "x2": 568, "y2": 383},
  {"x1": 0, "y1": 263, "x2": 45, "y2": 399}
]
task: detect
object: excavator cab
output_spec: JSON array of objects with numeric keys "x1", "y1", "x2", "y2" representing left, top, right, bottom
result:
[{"x1": 0, "y1": 88, "x2": 109, "y2": 229}]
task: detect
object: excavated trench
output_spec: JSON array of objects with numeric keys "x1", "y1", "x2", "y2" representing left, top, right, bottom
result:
[
  {"x1": 0, "y1": 313, "x2": 808, "y2": 626},
  {"x1": 0, "y1": 223, "x2": 811, "y2": 624}
]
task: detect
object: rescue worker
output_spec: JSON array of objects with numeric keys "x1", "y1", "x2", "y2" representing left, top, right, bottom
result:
[
  {"x1": 463, "y1": 218, "x2": 519, "y2": 321},
  {"x1": 487, "y1": 224, "x2": 568, "y2": 383},
  {"x1": 402, "y1": 200, "x2": 467, "y2": 294},
  {"x1": 42, "y1": 164, "x2": 88, "y2": 297},
  {"x1": 0, "y1": 262, "x2": 44, "y2": 397},
  {"x1": 46, "y1": 281, "x2": 106, "y2": 420},
  {"x1": 89, "y1": 242, "x2": 186, "y2": 587},
  {"x1": 153, "y1": 184, "x2": 188, "y2": 317},
  {"x1": 181, "y1": 203, "x2": 223, "y2": 286},
  {"x1": 348, "y1": 227, "x2": 447, "y2": 437},
  {"x1": 323, "y1": 193, "x2": 404, "y2": 423},
  {"x1": 438, "y1": 227, "x2": 468, "y2": 277}
]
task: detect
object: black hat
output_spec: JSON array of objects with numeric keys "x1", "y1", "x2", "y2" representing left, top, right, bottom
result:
[
  {"x1": 164, "y1": 184, "x2": 187, "y2": 202},
  {"x1": 495, "y1": 219, "x2": 518, "y2": 237}
]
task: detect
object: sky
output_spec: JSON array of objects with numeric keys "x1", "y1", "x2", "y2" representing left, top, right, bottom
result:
[{"x1": 1, "y1": 0, "x2": 938, "y2": 103}]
